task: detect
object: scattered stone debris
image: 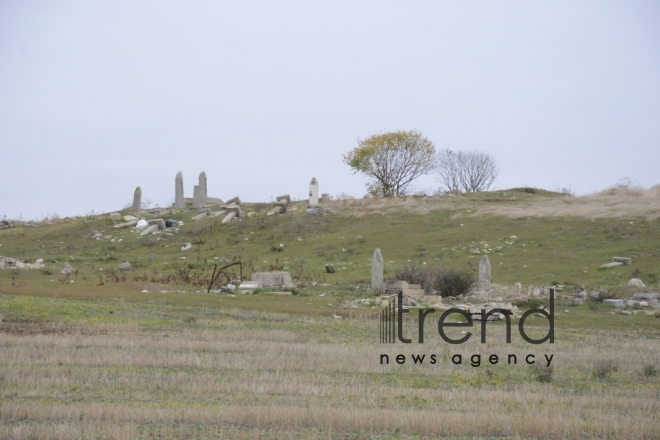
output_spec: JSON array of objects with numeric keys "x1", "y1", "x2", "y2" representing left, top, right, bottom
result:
[
  {"x1": 267, "y1": 194, "x2": 291, "y2": 216},
  {"x1": 0, "y1": 256, "x2": 45, "y2": 270},
  {"x1": 90, "y1": 230, "x2": 103, "y2": 240},
  {"x1": 0, "y1": 220, "x2": 14, "y2": 230},
  {"x1": 60, "y1": 263, "x2": 75, "y2": 275},
  {"x1": 118, "y1": 261, "x2": 132, "y2": 271}
]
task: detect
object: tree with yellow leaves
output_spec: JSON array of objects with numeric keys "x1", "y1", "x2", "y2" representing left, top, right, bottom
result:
[{"x1": 343, "y1": 130, "x2": 436, "y2": 197}]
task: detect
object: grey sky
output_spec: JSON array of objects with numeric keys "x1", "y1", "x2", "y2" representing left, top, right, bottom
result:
[{"x1": 1, "y1": 1, "x2": 659, "y2": 220}]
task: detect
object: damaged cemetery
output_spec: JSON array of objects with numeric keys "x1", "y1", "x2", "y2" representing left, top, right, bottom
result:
[{"x1": 1, "y1": 181, "x2": 660, "y2": 439}]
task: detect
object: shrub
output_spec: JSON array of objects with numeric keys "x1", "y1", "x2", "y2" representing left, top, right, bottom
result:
[
  {"x1": 394, "y1": 261, "x2": 427, "y2": 287},
  {"x1": 532, "y1": 363, "x2": 554, "y2": 383},
  {"x1": 593, "y1": 360, "x2": 617, "y2": 379},
  {"x1": 432, "y1": 267, "x2": 475, "y2": 297},
  {"x1": 642, "y1": 364, "x2": 658, "y2": 377}
]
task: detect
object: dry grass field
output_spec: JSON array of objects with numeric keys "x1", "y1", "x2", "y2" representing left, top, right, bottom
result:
[
  {"x1": 1, "y1": 186, "x2": 660, "y2": 439},
  {"x1": 1, "y1": 295, "x2": 659, "y2": 439}
]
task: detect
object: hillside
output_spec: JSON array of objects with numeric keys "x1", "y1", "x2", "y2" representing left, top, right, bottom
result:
[{"x1": 1, "y1": 186, "x2": 659, "y2": 304}]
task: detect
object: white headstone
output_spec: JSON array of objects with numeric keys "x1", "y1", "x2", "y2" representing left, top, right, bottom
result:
[
  {"x1": 132, "y1": 187, "x2": 141, "y2": 212},
  {"x1": 309, "y1": 177, "x2": 319, "y2": 207},
  {"x1": 173, "y1": 171, "x2": 185, "y2": 208},
  {"x1": 371, "y1": 248, "x2": 384, "y2": 290},
  {"x1": 479, "y1": 255, "x2": 491, "y2": 291}
]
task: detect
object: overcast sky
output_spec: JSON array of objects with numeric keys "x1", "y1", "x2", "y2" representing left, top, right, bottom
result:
[{"x1": 1, "y1": 1, "x2": 659, "y2": 220}]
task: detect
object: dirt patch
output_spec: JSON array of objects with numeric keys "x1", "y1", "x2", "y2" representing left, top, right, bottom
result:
[{"x1": 0, "y1": 318, "x2": 103, "y2": 336}]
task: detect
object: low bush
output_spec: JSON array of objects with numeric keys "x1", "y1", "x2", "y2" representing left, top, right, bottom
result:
[{"x1": 593, "y1": 360, "x2": 617, "y2": 379}]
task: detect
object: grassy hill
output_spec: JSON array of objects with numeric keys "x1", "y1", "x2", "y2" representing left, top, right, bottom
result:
[{"x1": 2, "y1": 186, "x2": 659, "y2": 302}]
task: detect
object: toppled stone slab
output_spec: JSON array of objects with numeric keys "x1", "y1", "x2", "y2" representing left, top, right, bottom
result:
[
  {"x1": 226, "y1": 196, "x2": 241, "y2": 206},
  {"x1": 123, "y1": 215, "x2": 138, "y2": 222},
  {"x1": 604, "y1": 299, "x2": 624, "y2": 308},
  {"x1": 633, "y1": 293, "x2": 660, "y2": 300},
  {"x1": 0, "y1": 220, "x2": 15, "y2": 230},
  {"x1": 211, "y1": 209, "x2": 228, "y2": 218},
  {"x1": 148, "y1": 219, "x2": 166, "y2": 230},
  {"x1": 600, "y1": 261, "x2": 623, "y2": 269},
  {"x1": 612, "y1": 257, "x2": 632, "y2": 265},
  {"x1": 114, "y1": 220, "x2": 138, "y2": 229},
  {"x1": 109, "y1": 213, "x2": 122, "y2": 221},
  {"x1": 140, "y1": 224, "x2": 159, "y2": 236},
  {"x1": 193, "y1": 209, "x2": 212, "y2": 221},
  {"x1": 221, "y1": 212, "x2": 236, "y2": 224},
  {"x1": 250, "y1": 271, "x2": 295, "y2": 289},
  {"x1": 267, "y1": 206, "x2": 283, "y2": 216},
  {"x1": 238, "y1": 281, "x2": 261, "y2": 292},
  {"x1": 276, "y1": 194, "x2": 291, "y2": 204}
]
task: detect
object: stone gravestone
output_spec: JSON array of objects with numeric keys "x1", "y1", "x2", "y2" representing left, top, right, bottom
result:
[
  {"x1": 193, "y1": 171, "x2": 207, "y2": 208},
  {"x1": 309, "y1": 177, "x2": 319, "y2": 207},
  {"x1": 132, "y1": 187, "x2": 141, "y2": 212},
  {"x1": 173, "y1": 171, "x2": 185, "y2": 208},
  {"x1": 372, "y1": 248, "x2": 384, "y2": 290},
  {"x1": 479, "y1": 255, "x2": 491, "y2": 291}
]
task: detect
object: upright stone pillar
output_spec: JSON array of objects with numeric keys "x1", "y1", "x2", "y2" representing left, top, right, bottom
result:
[
  {"x1": 479, "y1": 255, "x2": 491, "y2": 291},
  {"x1": 309, "y1": 177, "x2": 319, "y2": 207},
  {"x1": 132, "y1": 187, "x2": 141, "y2": 212},
  {"x1": 371, "y1": 248, "x2": 384, "y2": 291},
  {"x1": 173, "y1": 171, "x2": 185, "y2": 209},
  {"x1": 193, "y1": 171, "x2": 207, "y2": 208}
]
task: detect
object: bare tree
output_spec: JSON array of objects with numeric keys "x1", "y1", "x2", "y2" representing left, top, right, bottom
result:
[
  {"x1": 343, "y1": 131, "x2": 436, "y2": 197},
  {"x1": 436, "y1": 150, "x2": 498, "y2": 193}
]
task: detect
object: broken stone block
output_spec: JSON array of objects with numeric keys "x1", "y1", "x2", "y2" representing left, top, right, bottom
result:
[
  {"x1": 325, "y1": 263, "x2": 335, "y2": 273},
  {"x1": 181, "y1": 243, "x2": 192, "y2": 251},
  {"x1": 211, "y1": 209, "x2": 228, "y2": 218},
  {"x1": 148, "y1": 219, "x2": 166, "y2": 230},
  {"x1": 122, "y1": 215, "x2": 138, "y2": 222},
  {"x1": 221, "y1": 212, "x2": 236, "y2": 224},
  {"x1": 140, "y1": 224, "x2": 159, "y2": 236},
  {"x1": 612, "y1": 257, "x2": 632, "y2": 265},
  {"x1": 603, "y1": 299, "x2": 624, "y2": 308},
  {"x1": 627, "y1": 278, "x2": 645, "y2": 288},
  {"x1": 267, "y1": 206, "x2": 283, "y2": 216},
  {"x1": 192, "y1": 210, "x2": 210, "y2": 221},
  {"x1": 226, "y1": 206, "x2": 242, "y2": 217},
  {"x1": 600, "y1": 262, "x2": 623, "y2": 269},
  {"x1": 226, "y1": 196, "x2": 241, "y2": 206},
  {"x1": 276, "y1": 194, "x2": 291, "y2": 204},
  {"x1": 250, "y1": 271, "x2": 295, "y2": 289},
  {"x1": 114, "y1": 220, "x2": 138, "y2": 229},
  {"x1": 109, "y1": 213, "x2": 122, "y2": 221},
  {"x1": 118, "y1": 261, "x2": 132, "y2": 271},
  {"x1": 238, "y1": 281, "x2": 262, "y2": 293}
]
